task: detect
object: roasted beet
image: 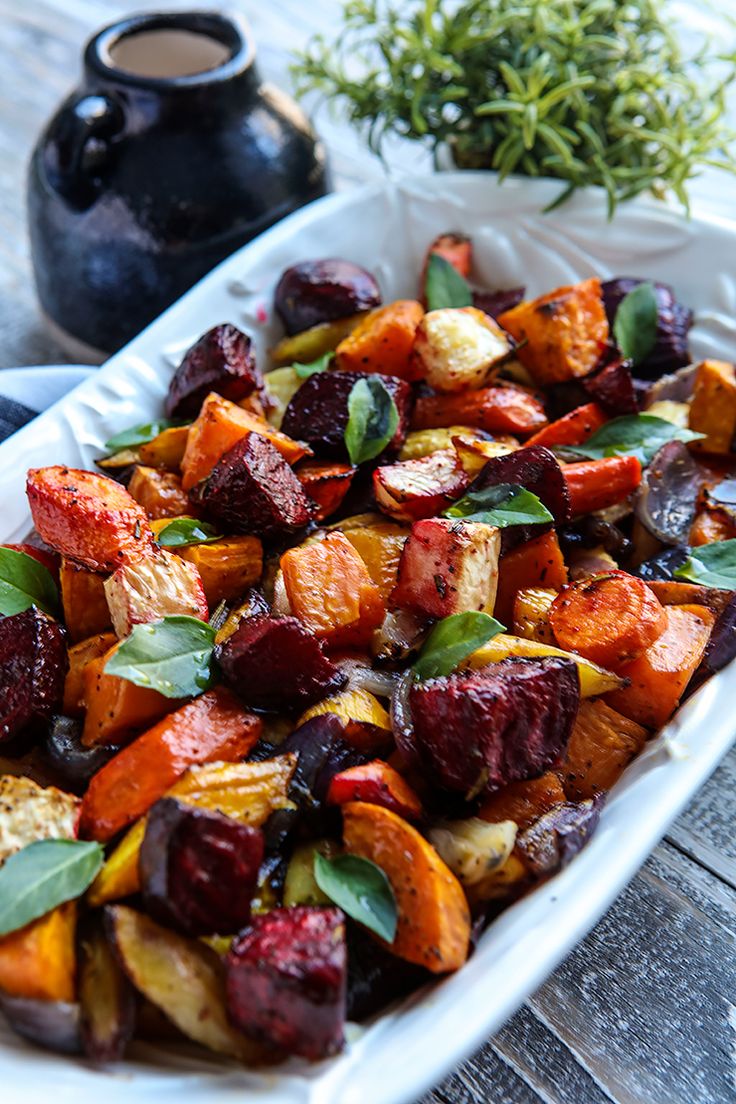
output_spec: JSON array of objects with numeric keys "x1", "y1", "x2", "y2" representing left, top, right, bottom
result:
[
  {"x1": 139, "y1": 798, "x2": 264, "y2": 935},
  {"x1": 346, "y1": 921, "x2": 427, "y2": 1021},
  {"x1": 274, "y1": 259, "x2": 381, "y2": 336},
  {"x1": 602, "y1": 278, "x2": 692, "y2": 379},
  {"x1": 583, "y1": 358, "x2": 639, "y2": 416},
  {"x1": 41, "y1": 715, "x2": 119, "y2": 793},
  {"x1": 165, "y1": 323, "x2": 261, "y2": 417},
  {"x1": 189, "y1": 432, "x2": 313, "y2": 538},
  {"x1": 634, "y1": 441, "x2": 702, "y2": 546},
  {"x1": 216, "y1": 615, "x2": 347, "y2": 712},
  {"x1": 409, "y1": 657, "x2": 580, "y2": 796},
  {"x1": 472, "y1": 287, "x2": 525, "y2": 320},
  {"x1": 516, "y1": 796, "x2": 604, "y2": 876},
  {"x1": 281, "y1": 370, "x2": 411, "y2": 460},
  {"x1": 0, "y1": 608, "x2": 67, "y2": 744},
  {"x1": 226, "y1": 906, "x2": 346, "y2": 1060},
  {"x1": 631, "y1": 545, "x2": 690, "y2": 581}
]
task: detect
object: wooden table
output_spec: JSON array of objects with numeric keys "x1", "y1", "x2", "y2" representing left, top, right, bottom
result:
[{"x1": 2, "y1": 3, "x2": 736, "y2": 1102}]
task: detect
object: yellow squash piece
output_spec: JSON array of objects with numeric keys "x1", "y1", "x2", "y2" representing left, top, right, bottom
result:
[{"x1": 462, "y1": 633, "x2": 623, "y2": 697}]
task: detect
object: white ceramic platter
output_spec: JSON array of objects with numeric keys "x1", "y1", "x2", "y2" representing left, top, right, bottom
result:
[{"x1": 2, "y1": 173, "x2": 736, "y2": 1104}]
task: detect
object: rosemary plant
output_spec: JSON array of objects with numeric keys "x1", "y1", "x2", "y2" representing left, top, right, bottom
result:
[{"x1": 292, "y1": 0, "x2": 736, "y2": 214}]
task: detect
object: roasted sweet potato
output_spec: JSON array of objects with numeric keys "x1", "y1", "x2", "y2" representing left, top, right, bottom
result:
[
  {"x1": 526, "y1": 402, "x2": 607, "y2": 448},
  {"x1": 165, "y1": 533, "x2": 264, "y2": 606},
  {"x1": 189, "y1": 432, "x2": 313, "y2": 537},
  {"x1": 297, "y1": 687, "x2": 391, "y2": 753},
  {"x1": 78, "y1": 915, "x2": 136, "y2": 1064},
  {"x1": 80, "y1": 687, "x2": 262, "y2": 840},
  {"x1": 217, "y1": 614, "x2": 346, "y2": 711},
  {"x1": 0, "y1": 902, "x2": 76, "y2": 1002},
  {"x1": 281, "y1": 532, "x2": 385, "y2": 648},
  {"x1": 226, "y1": 906, "x2": 346, "y2": 1060},
  {"x1": 281, "y1": 370, "x2": 411, "y2": 459},
  {"x1": 412, "y1": 383, "x2": 547, "y2": 436},
  {"x1": 26, "y1": 467, "x2": 154, "y2": 572},
  {"x1": 181, "y1": 393, "x2": 307, "y2": 491},
  {"x1": 106, "y1": 905, "x2": 266, "y2": 1061},
  {"x1": 512, "y1": 587, "x2": 557, "y2": 644},
  {"x1": 103, "y1": 548, "x2": 208, "y2": 638},
  {"x1": 335, "y1": 300, "x2": 424, "y2": 381},
  {"x1": 138, "y1": 424, "x2": 190, "y2": 470},
  {"x1": 559, "y1": 699, "x2": 648, "y2": 799},
  {"x1": 296, "y1": 460, "x2": 355, "y2": 521},
  {"x1": 327, "y1": 760, "x2": 422, "y2": 819},
  {"x1": 412, "y1": 307, "x2": 512, "y2": 391},
  {"x1": 462, "y1": 633, "x2": 622, "y2": 697},
  {"x1": 498, "y1": 278, "x2": 608, "y2": 385},
  {"x1": 275, "y1": 258, "x2": 381, "y2": 335},
  {"x1": 0, "y1": 774, "x2": 80, "y2": 863},
  {"x1": 494, "y1": 530, "x2": 568, "y2": 625},
  {"x1": 343, "y1": 801, "x2": 470, "y2": 973},
  {"x1": 63, "y1": 632, "x2": 116, "y2": 716},
  {"x1": 564, "y1": 455, "x2": 642, "y2": 517},
  {"x1": 409, "y1": 657, "x2": 579, "y2": 796},
  {"x1": 373, "y1": 449, "x2": 469, "y2": 522},
  {"x1": 166, "y1": 323, "x2": 262, "y2": 417},
  {"x1": 0, "y1": 607, "x2": 68, "y2": 744},
  {"x1": 341, "y1": 521, "x2": 407, "y2": 601},
  {"x1": 127, "y1": 465, "x2": 191, "y2": 519},
  {"x1": 478, "y1": 771, "x2": 566, "y2": 829},
  {"x1": 81, "y1": 644, "x2": 173, "y2": 748},
  {"x1": 391, "y1": 517, "x2": 501, "y2": 619},
  {"x1": 59, "y1": 559, "x2": 111, "y2": 643},
  {"x1": 605, "y1": 604, "x2": 715, "y2": 728},
  {"x1": 690, "y1": 506, "x2": 736, "y2": 546},
  {"x1": 688, "y1": 359, "x2": 736, "y2": 454}
]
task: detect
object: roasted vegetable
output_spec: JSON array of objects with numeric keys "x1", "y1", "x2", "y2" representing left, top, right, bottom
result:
[
  {"x1": 342, "y1": 520, "x2": 408, "y2": 601},
  {"x1": 173, "y1": 533, "x2": 263, "y2": 606},
  {"x1": 462, "y1": 633, "x2": 622, "y2": 696},
  {"x1": 563, "y1": 455, "x2": 642, "y2": 516},
  {"x1": 512, "y1": 587, "x2": 557, "y2": 644},
  {"x1": 126, "y1": 465, "x2": 191, "y2": 520},
  {"x1": 373, "y1": 449, "x2": 469, "y2": 522},
  {"x1": 275, "y1": 258, "x2": 381, "y2": 335},
  {"x1": 391, "y1": 517, "x2": 500, "y2": 619},
  {"x1": 138, "y1": 424, "x2": 190, "y2": 470},
  {"x1": 421, "y1": 232, "x2": 473, "y2": 290},
  {"x1": 345, "y1": 921, "x2": 428, "y2": 1021},
  {"x1": 59, "y1": 559, "x2": 111, "y2": 643},
  {"x1": 412, "y1": 383, "x2": 547, "y2": 436},
  {"x1": 465, "y1": 445, "x2": 571, "y2": 548},
  {"x1": 42, "y1": 715, "x2": 118, "y2": 792},
  {"x1": 270, "y1": 314, "x2": 366, "y2": 367},
  {"x1": 560, "y1": 699, "x2": 648, "y2": 799},
  {"x1": 78, "y1": 914, "x2": 136, "y2": 1063},
  {"x1": 336, "y1": 300, "x2": 424, "y2": 381},
  {"x1": 412, "y1": 307, "x2": 512, "y2": 391},
  {"x1": 165, "y1": 323, "x2": 261, "y2": 417},
  {"x1": 296, "y1": 460, "x2": 356, "y2": 521},
  {"x1": 478, "y1": 771, "x2": 566, "y2": 828},
  {"x1": 633, "y1": 440, "x2": 701, "y2": 545},
  {"x1": 601, "y1": 277, "x2": 692, "y2": 378},
  {"x1": 472, "y1": 287, "x2": 525, "y2": 319},
  {"x1": 226, "y1": 906, "x2": 346, "y2": 1060},
  {"x1": 327, "y1": 759, "x2": 422, "y2": 819},
  {"x1": 494, "y1": 530, "x2": 568, "y2": 625},
  {"x1": 517, "y1": 796, "x2": 603, "y2": 876},
  {"x1": 687, "y1": 359, "x2": 736, "y2": 454},
  {"x1": 0, "y1": 607, "x2": 68, "y2": 744},
  {"x1": 582, "y1": 357, "x2": 639, "y2": 416},
  {"x1": 103, "y1": 549, "x2": 208, "y2": 638},
  {"x1": 63, "y1": 632, "x2": 116, "y2": 716},
  {"x1": 526, "y1": 402, "x2": 607, "y2": 449},
  {"x1": 0, "y1": 774, "x2": 80, "y2": 863},
  {"x1": 0, "y1": 991, "x2": 80, "y2": 1054},
  {"x1": 81, "y1": 644, "x2": 172, "y2": 747},
  {"x1": 0, "y1": 902, "x2": 76, "y2": 1001},
  {"x1": 428, "y1": 817, "x2": 518, "y2": 899},
  {"x1": 297, "y1": 686, "x2": 391, "y2": 754}
]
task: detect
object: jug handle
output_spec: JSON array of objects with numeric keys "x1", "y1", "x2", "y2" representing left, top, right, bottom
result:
[{"x1": 46, "y1": 93, "x2": 125, "y2": 203}]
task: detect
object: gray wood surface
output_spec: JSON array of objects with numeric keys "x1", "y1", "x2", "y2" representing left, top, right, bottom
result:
[{"x1": 1, "y1": 2, "x2": 736, "y2": 1103}]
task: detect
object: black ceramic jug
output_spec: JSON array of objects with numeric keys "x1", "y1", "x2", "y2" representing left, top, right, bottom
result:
[{"x1": 27, "y1": 11, "x2": 328, "y2": 360}]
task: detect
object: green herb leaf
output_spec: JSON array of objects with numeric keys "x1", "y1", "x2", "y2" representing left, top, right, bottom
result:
[
  {"x1": 0, "y1": 839, "x2": 104, "y2": 937},
  {"x1": 104, "y1": 418, "x2": 187, "y2": 451},
  {"x1": 444, "y1": 483, "x2": 553, "y2": 528},
  {"x1": 0, "y1": 547, "x2": 58, "y2": 616},
  {"x1": 293, "y1": 352, "x2": 334, "y2": 379},
  {"x1": 313, "y1": 852, "x2": 397, "y2": 942},
  {"x1": 344, "y1": 377, "x2": 399, "y2": 465},
  {"x1": 568, "y1": 415, "x2": 703, "y2": 465},
  {"x1": 424, "y1": 253, "x2": 473, "y2": 311},
  {"x1": 105, "y1": 615, "x2": 216, "y2": 698},
  {"x1": 155, "y1": 518, "x2": 222, "y2": 548},
  {"x1": 414, "y1": 611, "x2": 505, "y2": 681},
  {"x1": 674, "y1": 540, "x2": 736, "y2": 589},
  {"x1": 613, "y1": 283, "x2": 659, "y2": 366}
]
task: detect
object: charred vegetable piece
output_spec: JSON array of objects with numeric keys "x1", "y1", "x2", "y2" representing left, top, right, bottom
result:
[
  {"x1": 0, "y1": 992, "x2": 80, "y2": 1054},
  {"x1": 190, "y1": 432, "x2": 313, "y2": 538},
  {"x1": 0, "y1": 774, "x2": 80, "y2": 863},
  {"x1": 558, "y1": 515, "x2": 632, "y2": 562},
  {"x1": 282, "y1": 370, "x2": 411, "y2": 460},
  {"x1": 327, "y1": 759, "x2": 422, "y2": 820},
  {"x1": 59, "y1": 559, "x2": 111, "y2": 643},
  {"x1": 127, "y1": 465, "x2": 191, "y2": 520},
  {"x1": 226, "y1": 906, "x2": 347, "y2": 1060},
  {"x1": 526, "y1": 402, "x2": 607, "y2": 449},
  {"x1": 391, "y1": 517, "x2": 500, "y2": 619},
  {"x1": 634, "y1": 441, "x2": 702, "y2": 546},
  {"x1": 582, "y1": 358, "x2": 639, "y2": 416},
  {"x1": 165, "y1": 323, "x2": 262, "y2": 417},
  {"x1": 139, "y1": 797, "x2": 263, "y2": 935},
  {"x1": 275, "y1": 259, "x2": 382, "y2": 335},
  {"x1": 342, "y1": 521, "x2": 408, "y2": 601},
  {"x1": 512, "y1": 586, "x2": 557, "y2": 644},
  {"x1": 374, "y1": 449, "x2": 469, "y2": 522},
  {"x1": 217, "y1": 614, "x2": 346, "y2": 711},
  {"x1": 297, "y1": 687, "x2": 391, "y2": 754},
  {"x1": 63, "y1": 631, "x2": 117, "y2": 716},
  {"x1": 632, "y1": 544, "x2": 691, "y2": 582},
  {"x1": 26, "y1": 467, "x2": 154, "y2": 572},
  {"x1": 472, "y1": 287, "x2": 525, "y2": 319},
  {"x1": 0, "y1": 902, "x2": 77, "y2": 1001},
  {"x1": 478, "y1": 771, "x2": 566, "y2": 829},
  {"x1": 81, "y1": 644, "x2": 172, "y2": 748},
  {"x1": 516, "y1": 797, "x2": 604, "y2": 876},
  {"x1": 42, "y1": 715, "x2": 119, "y2": 793},
  {"x1": 296, "y1": 460, "x2": 356, "y2": 521},
  {"x1": 345, "y1": 921, "x2": 428, "y2": 1021},
  {"x1": 559, "y1": 699, "x2": 647, "y2": 800},
  {"x1": 494, "y1": 530, "x2": 568, "y2": 626},
  {"x1": 104, "y1": 549, "x2": 208, "y2": 638},
  {"x1": 336, "y1": 300, "x2": 425, "y2": 381},
  {"x1": 601, "y1": 278, "x2": 692, "y2": 378},
  {"x1": 465, "y1": 445, "x2": 569, "y2": 553},
  {"x1": 412, "y1": 307, "x2": 513, "y2": 392},
  {"x1": 463, "y1": 633, "x2": 622, "y2": 698},
  {"x1": 409, "y1": 657, "x2": 579, "y2": 796},
  {"x1": 0, "y1": 607, "x2": 68, "y2": 744},
  {"x1": 412, "y1": 383, "x2": 547, "y2": 437},
  {"x1": 78, "y1": 914, "x2": 136, "y2": 1064},
  {"x1": 428, "y1": 817, "x2": 518, "y2": 898}
]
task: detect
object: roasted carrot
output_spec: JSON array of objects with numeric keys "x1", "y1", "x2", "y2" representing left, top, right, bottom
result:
[
  {"x1": 327, "y1": 760, "x2": 422, "y2": 820},
  {"x1": 80, "y1": 687, "x2": 262, "y2": 841},
  {"x1": 27, "y1": 467, "x2": 154, "y2": 572},
  {"x1": 494, "y1": 530, "x2": 568, "y2": 626},
  {"x1": 478, "y1": 772, "x2": 566, "y2": 829},
  {"x1": 59, "y1": 557, "x2": 112, "y2": 642},
  {"x1": 559, "y1": 699, "x2": 648, "y2": 799},
  {"x1": 549, "y1": 570, "x2": 667, "y2": 669},
  {"x1": 563, "y1": 455, "x2": 642, "y2": 516},
  {"x1": 295, "y1": 460, "x2": 355, "y2": 521},
  {"x1": 604, "y1": 604, "x2": 715, "y2": 729},
  {"x1": 335, "y1": 300, "x2": 424, "y2": 381},
  {"x1": 63, "y1": 631, "x2": 117, "y2": 716},
  {"x1": 526, "y1": 402, "x2": 607, "y2": 448},
  {"x1": 81, "y1": 644, "x2": 174, "y2": 747},
  {"x1": 0, "y1": 903, "x2": 76, "y2": 1002},
  {"x1": 421, "y1": 232, "x2": 473, "y2": 292},
  {"x1": 343, "y1": 801, "x2": 471, "y2": 972},
  {"x1": 413, "y1": 384, "x2": 547, "y2": 437}
]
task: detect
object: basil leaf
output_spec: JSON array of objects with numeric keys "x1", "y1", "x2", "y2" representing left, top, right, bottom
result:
[
  {"x1": 0, "y1": 839, "x2": 104, "y2": 937},
  {"x1": 414, "y1": 611, "x2": 505, "y2": 681},
  {"x1": 0, "y1": 547, "x2": 58, "y2": 616},
  {"x1": 674, "y1": 539, "x2": 736, "y2": 589},
  {"x1": 444, "y1": 483, "x2": 553, "y2": 528},
  {"x1": 569, "y1": 414, "x2": 703, "y2": 465},
  {"x1": 612, "y1": 282, "x2": 659, "y2": 366},
  {"x1": 313, "y1": 852, "x2": 397, "y2": 942},
  {"x1": 104, "y1": 418, "x2": 187, "y2": 451},
  {"x1": 293, "y1": 351, "x2": 333, "y2": 379},
  {"x1": 105, "y1": 615, "x2": 216, "y2": 698},
  {"x1": 156, "y1": 518, "x2": 222, "y2": 548},
  {"x1": 424, "y1": 253, "x2": 473, "y2": 311},
  {"x1": 345, "y1": 377, "x2": 399, "y2": 465}
]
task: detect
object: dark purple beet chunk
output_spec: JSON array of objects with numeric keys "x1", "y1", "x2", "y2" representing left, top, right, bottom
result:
[
  {"x1": 472, "y1": 287, "x2": 525, "y2": 319},
  {"x1": 0, "y1": 608, "x2": 67, "y2": 744},
  {"x1": 467, "y1": 444, "x2": 571, "y2": 551},
  {"x1": 583, "y1": 358, "x2": 639, "y2": 416},
  {"x1": 409, "y1": 657, "x2": 580, "y2": 796},
  {"x1": 139, "y1": 798, "x2": 263, "y2": 935},
  {"x1": 516, "y1": 795, "x2": 604, "y2": 876},
  {"x1": 281, "y1": 371, "x2": 411, "y2": 460},
  {"x1": 601, "y1": 278, "x2": 693, "y2": 379},
  {"x1": 226, "y1": 906, "x2": 347, "y2": 1060},
  {"x1": 216, "y1": 615, "x2": 346, "y2": 712},
  {"x1": 346, "y1": 921, "x2": 427, "y2": 1020},
  {"x1": 274, "y1": 259, "x2": 382, "y2": 336},
  {"x1": 189, "y1": 432, "x2": 313, "y2": 538},
  {"x1": 165, "y1": 323, "x2": 262, "y2": 417}
]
